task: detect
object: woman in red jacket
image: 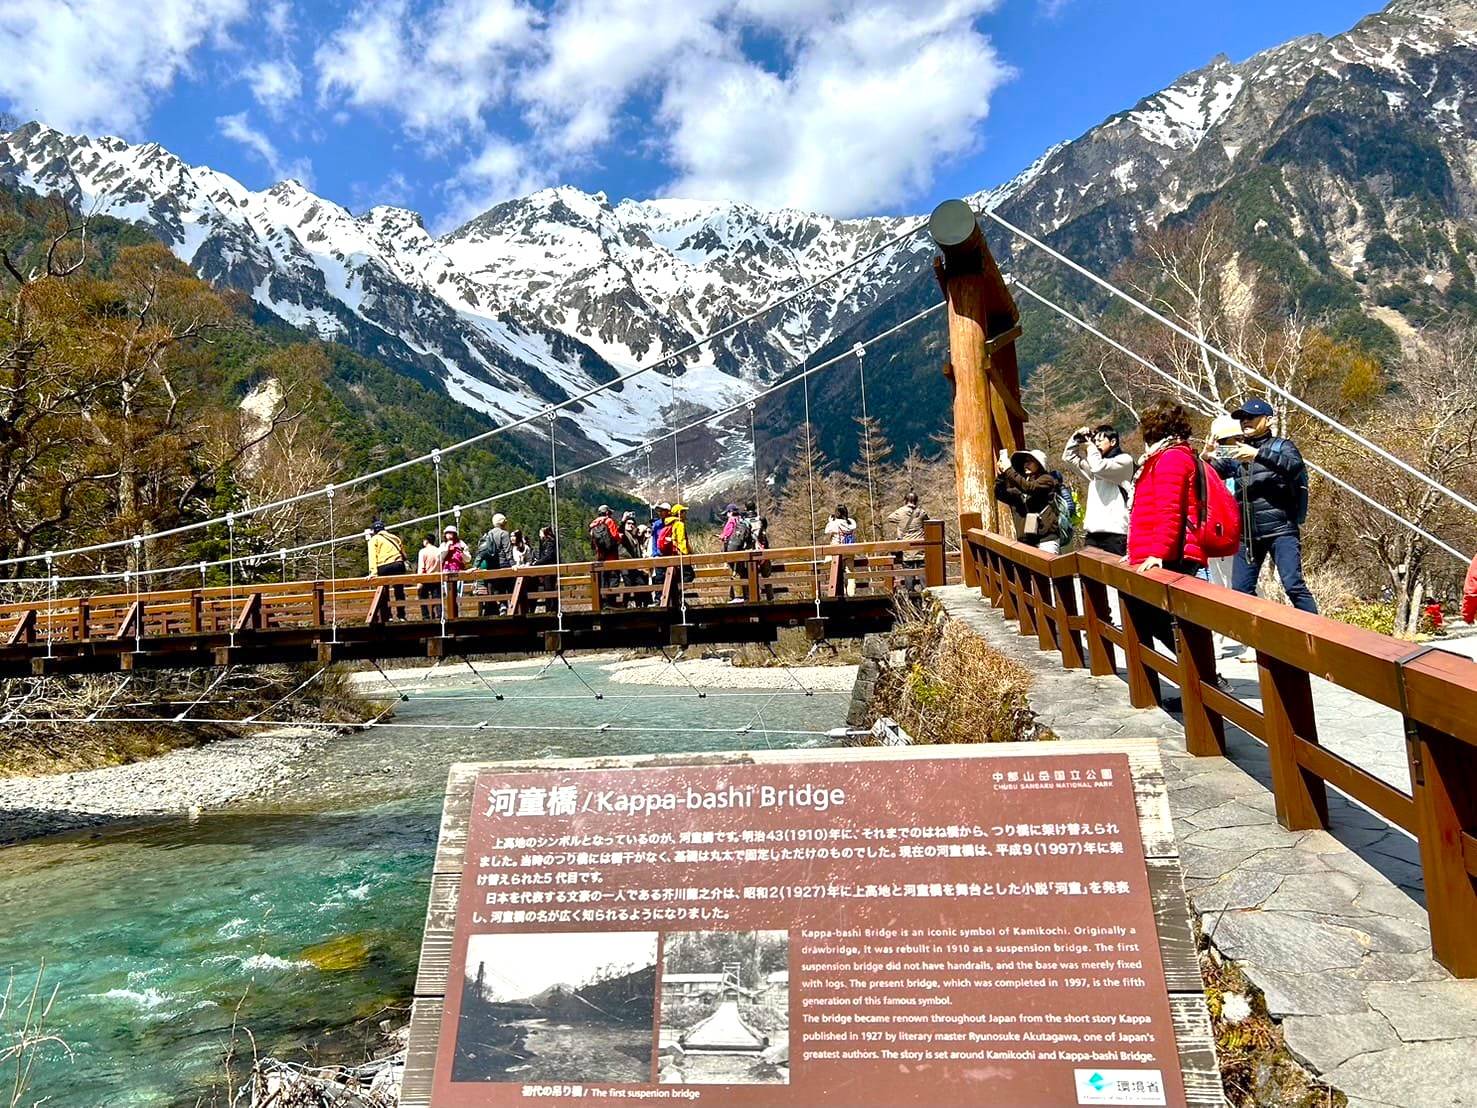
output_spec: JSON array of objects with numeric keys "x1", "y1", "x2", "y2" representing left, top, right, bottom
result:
[{"x1": 1129, "y1": 401, "x2": 1206, "y2": 575}]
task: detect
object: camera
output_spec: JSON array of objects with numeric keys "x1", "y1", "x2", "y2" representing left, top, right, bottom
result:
[{"x1": 1071, "y1": 432, "x2": 1089, "y2": 445}]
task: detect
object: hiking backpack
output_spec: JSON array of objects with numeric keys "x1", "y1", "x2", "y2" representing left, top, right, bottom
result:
[
  {"x1": 1191, "y1": 457, "x2": 1242, "y2": 559},
  {"x1": 589, "y1": 518, "x2": 618, "y2": 555},
  {"x1": 723, "y1": 517, "x2": 753, "y2": 553}
]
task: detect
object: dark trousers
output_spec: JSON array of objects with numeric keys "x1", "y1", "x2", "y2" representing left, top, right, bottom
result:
[
  {"x1": 1084, "y1": 531, "x2": 1127, "y2": 557},
  {"x1": 1128, "y1": 558, "x2": 1203, "y2": 651},
  {"x1": 417, "y1": 582, "x2": 441, "y2": 620},
  {"x1": 1233, "y1": 532, "x2": 1317, "y2": 614}
]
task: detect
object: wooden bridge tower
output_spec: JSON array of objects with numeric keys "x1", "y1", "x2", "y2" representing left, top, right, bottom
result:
[{"x1": 930, "y1": 199, "x2": 1027, "y2": 567}]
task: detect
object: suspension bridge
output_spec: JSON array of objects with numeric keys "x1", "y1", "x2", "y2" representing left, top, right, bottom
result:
[{"x1": 4, "y1": 195, "x2": 1477, "y2": 982}]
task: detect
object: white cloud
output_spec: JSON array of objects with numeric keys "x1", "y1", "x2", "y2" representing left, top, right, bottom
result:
[
  {"x1": 314, "y1": 0, "x2": 1011, "y2": 219},
  {"x1": 438, "y1": 136, "x2": 549, "y2": 231},
  {"x1": 218, "y1": 111, "x2": 313, "y2": 186},
  {"x1": 1039, "y1": 0, "x2": 1072, "y2": 16},
  {"x1": 245, "y1": 59, "x2": 302, "y2": 117},
  {"x1": 315, "y1": 0, "x2": 537, "y2": 137},
  {"x1": 0, "y1": 0, "x2": 248, "y2": 134}
]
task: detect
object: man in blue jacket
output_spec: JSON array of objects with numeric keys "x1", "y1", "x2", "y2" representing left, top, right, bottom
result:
[{"x1": 1212, "y1": 397, "x2": 1317, "y2": 615}]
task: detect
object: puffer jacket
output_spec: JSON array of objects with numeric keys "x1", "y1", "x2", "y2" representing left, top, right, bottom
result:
[
  {"x1": 1062, "y1": 442, "x2": 1134, "y2": 536},
  {"x1": 1463, "y1": 554, "x2": 1477, "y2": 624},
  {"x1": 1128, "y1": 441, "x2": 1206, "y2": 567},
  {"x1": 994, "y1": 468, "x2": 1059, "y2": 546},
  {"x1": 1211, "y1": 433, "x2": 1308, "y2": 541}
]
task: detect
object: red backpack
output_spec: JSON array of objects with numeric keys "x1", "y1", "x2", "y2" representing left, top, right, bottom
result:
[{"x1": 1190, "y1": 457, "x2": 1242, "y2": 559}]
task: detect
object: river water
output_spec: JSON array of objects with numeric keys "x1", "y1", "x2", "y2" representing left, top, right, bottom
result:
[{"x1": 0, "y1": 660, "x2": 847, "y2": 1107}]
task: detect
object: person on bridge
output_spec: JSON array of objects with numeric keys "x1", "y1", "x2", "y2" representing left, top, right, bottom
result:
[
  {"x1": 666, "y1": 504, "x2": 696, "y2": 586},
  {"x1": 1211, "y1": 396, "x2": 1317, "y2": 619},
  {"x1": 441, "y1": 525, "x2": 470, "y2": 576},
  {"x1": 887, "y1": 493, "x2": 929, "y2": 592},
  {"x1": 533, "y1": 525, "x2": 560, "y2": 612},
  {"x1": 825, "y1": 505, "x2": 858, "y2": 546},
  {"x1": 417, "y1": 534, "x2": 443, "y2": 620},
  {"x1": 589, "y1": 505, "x2": 622, "y2": 563},
  {"x1": 994, "y1": 450, "x2": 1061, "y2": 554},
  {"x1": 722, "y1": 503, "x2": 755, "y2": 601},
  {"x1": 1127, "y1": 401, "x2": 1206, "y2": 649},
  {"x1": 620, "y1": 513, "x2": 649, "y2": 606},
  {"x1": 366, "y1": 519, "x2": 409, "y2": 618},
  {"x1": 475, "y1": 513, "x2": 514, "y2": 615},
  {"x1": 1062, "y1": 424, "x2": 1133, "y2": 557},
  {"x1": 510, "y1": 529, "x2": 531, "y2": 567}
]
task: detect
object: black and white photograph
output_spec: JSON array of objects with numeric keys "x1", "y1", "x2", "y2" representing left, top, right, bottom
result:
[
  {"x1": 657, "y1": 930, "x2": 790, "y2": 1085},
  {"x1": 451, "y1": 931, "x2": 658, "y2": 1083}
]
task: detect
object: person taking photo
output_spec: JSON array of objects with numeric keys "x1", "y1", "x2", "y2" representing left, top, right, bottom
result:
[{"x1": 1062, "y1": 423, "x2": 1133, "y2": 556}]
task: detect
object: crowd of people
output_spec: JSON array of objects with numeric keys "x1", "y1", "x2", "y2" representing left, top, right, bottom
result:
[
  {"x1": 361, "y1": 491, "x2": 936, "y2": 616},
  {"x1": 994, "y1": 395, "x2": 1316, "y2": 659}
]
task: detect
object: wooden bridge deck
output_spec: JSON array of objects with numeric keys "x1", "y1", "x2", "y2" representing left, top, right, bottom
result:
[{"x1": 0, "y1": 528, "x2": 946, "y2": 677}]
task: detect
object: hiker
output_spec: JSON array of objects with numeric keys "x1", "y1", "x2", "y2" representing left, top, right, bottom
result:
[
  {"x1": 886, "y1": 492, "x2": 929, "y2": 592},
  {"x1": 825, "y1": 504, "x2": 858, "y2": 546},
  {"x1": 533, "y1": 524, "x2": 560, "y2": 611},
  {"x1": 1464, "y1": 552, "x2": 1477, "y2": 624},
  {"x1": 1062, "y1": 424, "x2": 1133, "y2": 557},
  {"x1": 588, "y1": 504, "x2": 621, "y2": 563},
  {"x1": 721, "y1": 503, "x2": 755, "y2": 601},
  {"x1": 994, "y1": 449, "x2": 1062, "y2": 554},
  {"x1": 509, "y1": 529, "x2": 532, "y2": 567},
  {"x1": 475, "y1": 512, "x2": 514, "y2": 615},
  {"x1": 666, "y1": 504, "x2": 695, "y2": 585},
  {"x1": 1210, "y1": 397, "x2": 1317, "y2": 618},
  {"x1": 620, "y1": 513, "x2": 648, "y2": 606},
  {"x1": 1200, "y1": 414, "x2": 1249, "y2": 658},
  {"x1": 650, "y1": 503, "x2": 672, "y2": 588},
  {"x1": 366, "y1": 519, "x2": 408, "y2": 618},
  {"x1": 1126, "y1": 401, "x2": 1207, "y2": 650},
  {"x1": 416, "y1": 534, "x2": 443, "y2": 620},
  {"x1": 441, "y1": 525, "x2": 470, "y2": 576}
]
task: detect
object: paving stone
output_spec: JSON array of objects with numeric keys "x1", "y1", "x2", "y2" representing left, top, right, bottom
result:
[
  {"x1": 1354, "y1": 882, "x2": 1429, "y2": 924},
  {"x1": 1282, "y1": 1012, "x2": 1401, "y2": 1072},
  {"x1": 1181, "y1": 799, "x2": 1282, "y2": 830},
  {"x1": 1367, "y1": 980, "x2": 1477, "y2": 1042},
  {"x1": 1351, "y1": 951, "x2": 1450, "y2": 985},
  {"x1": 1295, "y1": 912, "x2": 1433, "y2": 956},
  {"x1": 1188, "y1": 869, "x2": 1284, "y2": 913},
  {"x1": 1242, "y1": 963, "x2": 1370, "y2": 1017},
  {"x1": 1212, "y1": 910, "x2": 1367, "y2": 973},
  {"x1": 1261, "y1": 871, "x2": 1365, "y2": 915},
  {"x1": 1184, "y1": 822, "x2": 1302, "y2": 852},
  {"x1": 1235, "y1": 846, "x2": 1337, "y2": 876},
  {"x1": 1324, "y1": 1039, "x2": 1477, "y2": 1108}
]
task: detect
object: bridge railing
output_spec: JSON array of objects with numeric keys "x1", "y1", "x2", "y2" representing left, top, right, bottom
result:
[
  {"x1": 959, "y1": 525, "x2": 1477, "y2": 978},
  {"x1": 0, "y1": 524, "x2": 946, "y2": 647}
]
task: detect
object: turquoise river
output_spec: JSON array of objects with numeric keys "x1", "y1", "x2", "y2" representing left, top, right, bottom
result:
[{"x1": 0, "y1": 660, "x2": 848, "y2": 1106}]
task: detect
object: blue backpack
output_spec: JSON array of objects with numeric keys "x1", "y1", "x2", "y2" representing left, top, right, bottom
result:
[{"x1": 1052, "y1": 474, "x2": 1077, "y2": 547}]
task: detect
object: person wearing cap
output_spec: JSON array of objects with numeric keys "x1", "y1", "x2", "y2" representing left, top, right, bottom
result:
[
  {"x1": 886, "y1": 492, "x2": 929, "y2": 592},
  {"x1": 667, "y1": 504, "x2": 695, "y2": 586},
  {"x1": 1201, "y1": 415, "x2": 1247, "y2": 592},
  {"x1": 366, "y1": 518, "x2": 409, "y2": 618},
  {"x1": 1062, "y1": 424, "x2": 1133, "y2": 557},
  {"x1": 588, "y1": 503, "x2": 621, "y2": 564},
  {"x1": 416, "y1": 533, "x2": 443, "y2": 620},
  {"x1": 994, "y1": 448, "x2": 1062, "y2": 553},
  {"x1": 1210, "y1": 396, "x2": 1316, "y2": 616}
]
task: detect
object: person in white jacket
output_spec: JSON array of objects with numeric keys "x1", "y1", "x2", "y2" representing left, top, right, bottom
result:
[{"x1": 1062, "y1": 424, "x2": 1134, "y2": 556}]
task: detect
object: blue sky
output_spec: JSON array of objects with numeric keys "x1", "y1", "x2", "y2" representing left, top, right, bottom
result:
[{"x1": 2, "y1": 0, "x2": 1382, "y2": 231}]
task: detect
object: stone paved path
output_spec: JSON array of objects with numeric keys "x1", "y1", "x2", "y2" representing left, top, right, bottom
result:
[{"x1": 930, "y1": 586, "x2": 1477, "y2": 1108}]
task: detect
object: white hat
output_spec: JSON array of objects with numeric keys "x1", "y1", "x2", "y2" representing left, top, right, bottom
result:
[
  {"x1": 1011, "y1": 449, "x2": 1049, "y2": 472},
  {"x1": 443, "y1": 524, "x2": 458, "y2": 535},
  {"x1": 1210, "y1": 415, "x2": 1243, "y2": 442}
]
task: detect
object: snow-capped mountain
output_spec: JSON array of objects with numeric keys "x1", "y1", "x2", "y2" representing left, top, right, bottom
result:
[
  {"x1": 4, "y1": 0, "x2": 1476, "y2": 484},
  {"x1": 0, "y1": 121, "x2": 927, "y2": 479}
]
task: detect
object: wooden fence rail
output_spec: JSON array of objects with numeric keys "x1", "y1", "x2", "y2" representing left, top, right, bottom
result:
[{"x1": 961, "y1": 526, "x2": 1477, "y2": 979}]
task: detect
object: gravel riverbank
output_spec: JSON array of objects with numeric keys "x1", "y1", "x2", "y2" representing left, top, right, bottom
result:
[
  {"x1": 0, "y1": 727, "x2": 327, "y2": 845},
  {"x1": 602, "y1": 656, "x2": 859, "y2": 691}
]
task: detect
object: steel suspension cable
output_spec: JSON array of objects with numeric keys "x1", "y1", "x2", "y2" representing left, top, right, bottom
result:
[
  {"x1": 2, "y1": 218, "x2": 931, "y2": 574},
  {"x1": 1011, "y1": 276, "x2": 1471, "y2": 564},
  {"x1": 854, "y1": 343, "x2": 879, "y2": 540},
  {"x1": 983, "y1": 207, "x2": 1477, "y2": 523}
]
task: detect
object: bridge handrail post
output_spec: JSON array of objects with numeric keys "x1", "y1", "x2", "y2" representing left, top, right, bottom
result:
[
  {"x1": 922, "y1": 520, "x2": 946, "y2": 588},
  {"x1": 1257, "y1": 652, "x2": 1330, "y2": 829},
  {"x1": 1079, "y1": 569, "x2": 1117, "y2": 677},
  {"x1": 1116, "y1": 592, "x2": 1162, "y2": 709},
  {"x1": 1173, "y1": 609, "x2": 1228, "y2": 757},
  {"x1": 1052, "y1": 556, "x2": 1086, "y2": 670},
  {"x1": 958, "y1": 514, "x2": 983, "y2": 589}
]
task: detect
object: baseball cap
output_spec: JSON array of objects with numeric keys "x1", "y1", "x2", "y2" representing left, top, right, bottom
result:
[
  {"x1": 725, "y1": 503, "x2": 740, "y2": 513},
  {"x1": 598, "y1": 504, "x2": 611, "y2": 514},
  {"x1": 1231, "y1": 397, "x2": 1274, "y2": 419}
]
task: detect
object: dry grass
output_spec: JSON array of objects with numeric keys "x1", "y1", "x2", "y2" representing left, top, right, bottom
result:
[{"x1": 866, "y1": 607, "x2": 1041, "y2": 745}]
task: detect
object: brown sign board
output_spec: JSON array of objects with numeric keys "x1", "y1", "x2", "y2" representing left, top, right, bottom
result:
[{"x1": 403, "y1": 740, "x2": 1218, "y2": 1108}]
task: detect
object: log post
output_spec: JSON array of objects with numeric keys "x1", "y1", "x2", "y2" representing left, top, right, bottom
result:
[
  {"x1": 922, "y1": 519, "x2": 946, "y2": 587},
  {"x1": 959, "y1": 511, "x2": 983, "y2": 588},
  {"x1": 930, "y1": 199, "x2": 1026, "y2": 537}
]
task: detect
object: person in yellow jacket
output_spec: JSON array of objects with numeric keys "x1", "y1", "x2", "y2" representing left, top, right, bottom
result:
[
  {"x1": 366, "y1": 519, "x2": 408, "y2": 618},
  {"x1": 666, "y1": 504, "x2": 695, "y2": 586}
]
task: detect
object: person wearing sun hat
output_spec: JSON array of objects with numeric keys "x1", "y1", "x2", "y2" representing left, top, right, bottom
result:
[{"x1": 993, "y1": 447, "x2": 1063, "y2": 553}]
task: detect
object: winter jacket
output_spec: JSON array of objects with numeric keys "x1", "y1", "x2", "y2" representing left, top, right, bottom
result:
[
  {"x1": 1128, "y1": 441, "x2": 1206, "y2": 568},
  {"x1": 619, "y1": 528, "x2": 642, "y2": 559},
  {"x1": 475, "y1": 526, "x2": 513, "y2": 570},
  {"x1": 649, "y1": 518, "x2": 666, "y2": 558},
  {"x1": 994, "y1": 468, "x2": 1060, "y2": 546},
  {"x1": 825, "y1": 516, "x2": 858, "y2": 545},
  {"x1": 1062, "y1": 441, "x2": 1133, "y2": 536},
  {"x1": 533, "y1": 536, "x2": 559, "y2": 567},
  {"x1": 666, "y1": 517, "x2": 691, "y2": 556},
  {"x1": 1211, "y1": 433, "x2": 1308, "y2": 541},
  {"x1": 367, "y1": 531, "x2": 407, "y2": 574},
  {"x1": 886, "y1": 504, "x2": 928, "y2": 542},
  {"x1": 588, "y1": 516, "x2": 621, "y2": 561},
  {"x1": 1463, "y1": 554, "x2": 1477, "y2": 624},
  {"x1": 441, "y1": 539, "x2": 470, "y2": 572}
]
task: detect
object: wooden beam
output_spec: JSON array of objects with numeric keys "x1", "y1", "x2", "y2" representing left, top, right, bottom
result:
[
  {"x1": 1257, "y1": 653, "x2": 1329, "y2": 831},
  {"x1": 233, "y1": 592, "x2": 263, "y2": 634},
  {"x1": 507, "y1": 574, "x2": 529, "y2": 616},
  {"x1": 827, "y1": 554, "x2": 846, "y2": 599},
  {"x1": 7, "y1": 608, "x2": 35, "y2": 646},
  {"x1": 364, "y1": 586, "x2": 390, "y2": 626},
  {"x1": 113, "y1": 600, "x2": 143, "y2": 642}
]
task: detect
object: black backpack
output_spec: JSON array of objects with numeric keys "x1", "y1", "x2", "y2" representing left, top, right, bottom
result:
[
  {"x1": 723, "y1": 517, "x2": 753, "y2": 553},
  {"x1": 589, "y1": 518, "x2": 618, "y2": 555}
]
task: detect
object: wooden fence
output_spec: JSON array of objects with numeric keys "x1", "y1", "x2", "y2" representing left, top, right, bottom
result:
[{"x1": 960, "y1": 525, "x2": 1477, "y2": 978}]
